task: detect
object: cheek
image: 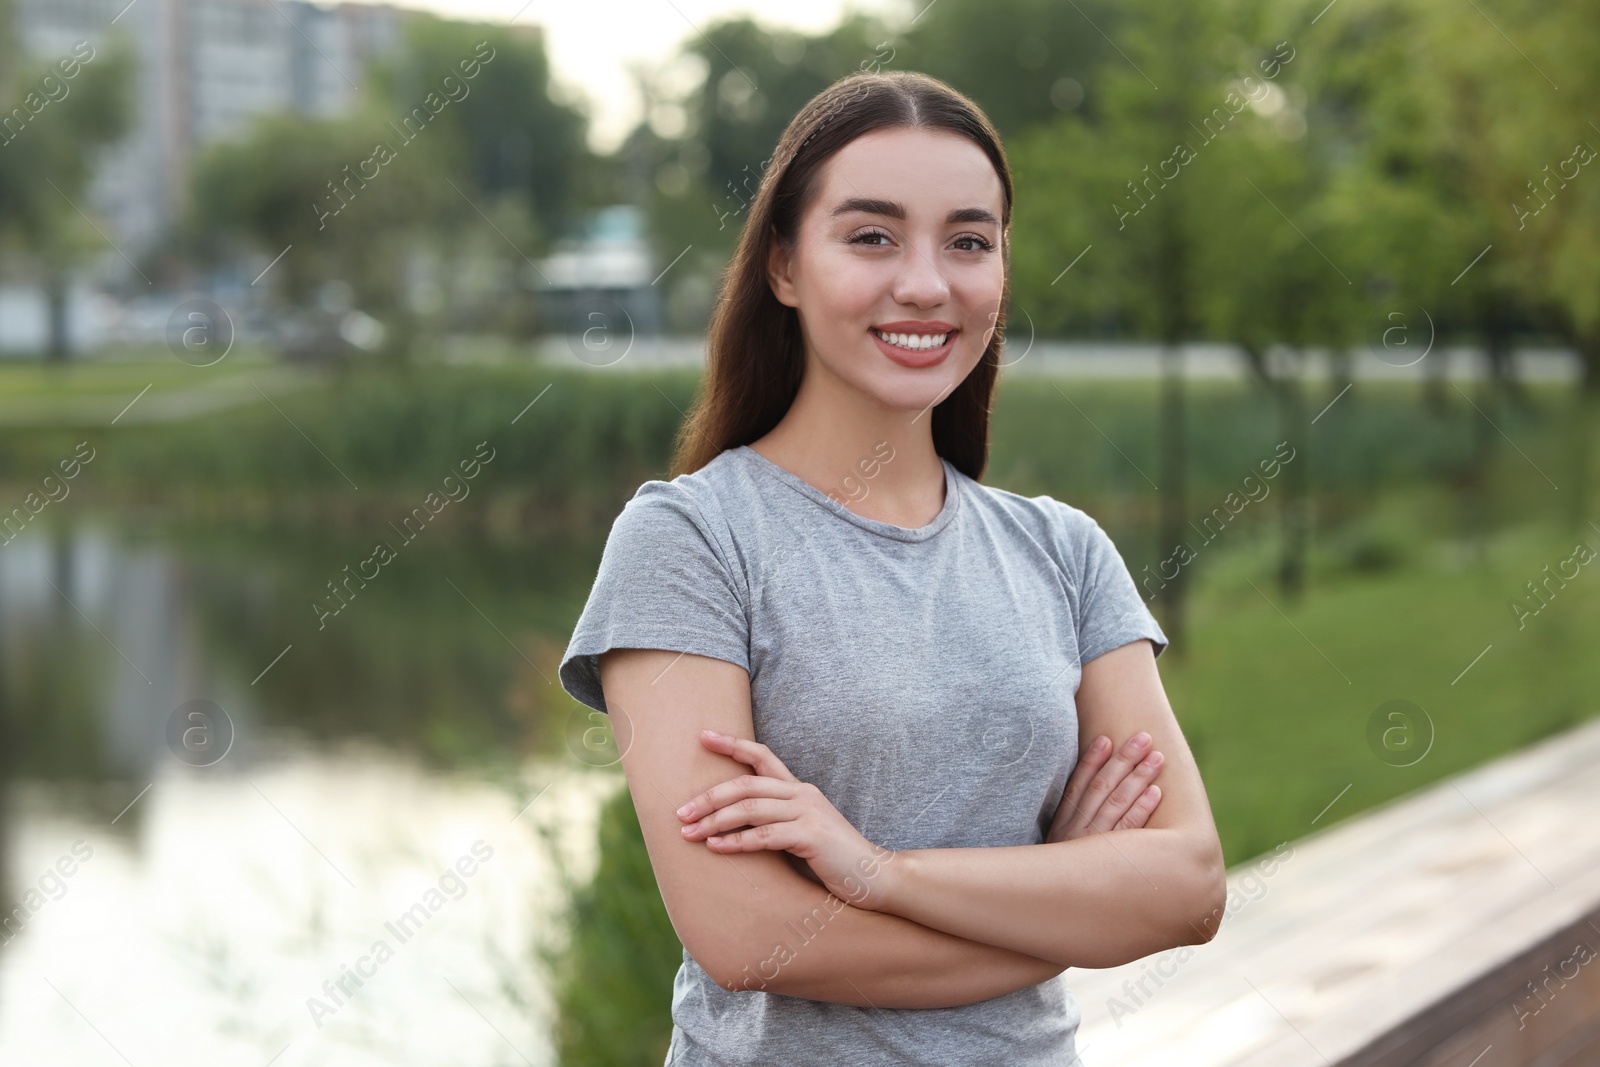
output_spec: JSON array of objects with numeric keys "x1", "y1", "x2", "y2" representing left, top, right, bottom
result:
[
  {"x1": 953, "y1": 266, "x2": 1006, "y2": 342},
  {"x1": 810, "y1": 254, "x2": 883, "y2": 323},
  {"x1": 954, "y1": 258, "x2": 1006, "y2": 304}
]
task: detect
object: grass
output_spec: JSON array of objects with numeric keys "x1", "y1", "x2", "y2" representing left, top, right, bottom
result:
[
  {"x1": 0, "y1": 349, "x2": 274, "y2": 394},
  {"x1": 1157, "y1": 505, "x2": 1599, "y2": 866}
]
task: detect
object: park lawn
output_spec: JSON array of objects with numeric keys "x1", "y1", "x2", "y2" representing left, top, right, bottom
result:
[
  {"x1": 0, "y1": 350, "x2": 306, "y2": 430},
  {"x1": 1163, "y1": 514, "x2": 1600, "y2": 867},
  {"x1": 0, "y1": 355, "x2": 204, "y2": 395}
]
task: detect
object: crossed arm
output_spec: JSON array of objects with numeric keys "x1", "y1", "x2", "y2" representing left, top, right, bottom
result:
[
  {"x1": 864, "y1": 639, "x2": 1227, "y2": 970},
  {"x1": 597, "y1": 638, "x2": 1225, "y2": 1008}
]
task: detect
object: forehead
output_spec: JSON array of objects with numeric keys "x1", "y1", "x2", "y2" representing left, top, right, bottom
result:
[{"x1": 811, "y1": 126, "x2": 1004, "y2": 220}]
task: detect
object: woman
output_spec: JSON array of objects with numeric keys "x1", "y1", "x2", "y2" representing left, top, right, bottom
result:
[{"x1": 558, "y1": 70, "x2": 1225, "y2": 1066}]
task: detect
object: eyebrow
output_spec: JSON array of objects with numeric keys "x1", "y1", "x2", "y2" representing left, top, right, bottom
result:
[{"x1": 830, "y1": 196, "x2": 1000, "y2": 227}]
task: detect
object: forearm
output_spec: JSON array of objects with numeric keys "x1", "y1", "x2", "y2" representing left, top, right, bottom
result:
[
  {"x1": 878, "y1": 828, "x2": 1227, "y2": 970},
  {"x1": 706, "y1": 862, "x2": 1064, "y2": 1008}
]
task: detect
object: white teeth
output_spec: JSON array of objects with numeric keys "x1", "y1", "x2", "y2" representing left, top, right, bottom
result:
[{"x1": 874, "y1": 329, "x2": 949, "y2": 351}]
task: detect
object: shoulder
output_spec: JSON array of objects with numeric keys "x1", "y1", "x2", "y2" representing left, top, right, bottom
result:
[
  {"x1": 612, "y1": 450, "x2": 738, "y2": 525},
  {"x1": 959, "y1": 475, "x2": 1111, "y2": 563},
  {"x1": 603, "y1": 451, "x2": 747, "y2": 562}
]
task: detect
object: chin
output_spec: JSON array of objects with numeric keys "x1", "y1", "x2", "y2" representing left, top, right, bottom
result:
[{"x1": 868, "y1": 367, "x2": 967, "y2": 411}]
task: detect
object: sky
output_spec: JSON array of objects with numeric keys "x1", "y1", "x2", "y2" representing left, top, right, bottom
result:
[{"x1": 346, "y1": 0, "x2": 903, "y2": 154}]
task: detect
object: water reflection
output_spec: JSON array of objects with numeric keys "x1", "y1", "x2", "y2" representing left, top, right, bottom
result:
[{"x1": 0, "y1": 514, "x2": 623, "y2": 1064}]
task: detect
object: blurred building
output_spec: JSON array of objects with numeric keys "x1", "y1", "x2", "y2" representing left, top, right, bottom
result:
[
  {"x1": 11, "y1": 0, "x2": 410, "y2": 260},
  {"x1": 536, "y1": 205, "x2": 667, "y2": 338}
]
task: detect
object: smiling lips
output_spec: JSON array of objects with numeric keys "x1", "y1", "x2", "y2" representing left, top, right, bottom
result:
[
  {"x1": 870, "y1": 321, "x2": 957, "y2": 368},
  {"x1": 871, "y1": 320, "x2": 956, "y2": 352}
]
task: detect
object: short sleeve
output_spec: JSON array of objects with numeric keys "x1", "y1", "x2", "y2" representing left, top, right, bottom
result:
[
  {"x1": 558, "y1": 483, "x2": 750, "y2": 715},
  {"x1": 1072, "y1": 512, "x2": 1170, "y2": 665}
]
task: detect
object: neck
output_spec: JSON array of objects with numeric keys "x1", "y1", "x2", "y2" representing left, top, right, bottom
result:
[{"x1": 749, "y1": 347, "x2": 956, "y2": 526}]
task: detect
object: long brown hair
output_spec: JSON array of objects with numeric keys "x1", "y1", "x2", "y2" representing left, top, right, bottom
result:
[{"x1": 669, "y1": 69, "x2": 1014, "y2": 481}]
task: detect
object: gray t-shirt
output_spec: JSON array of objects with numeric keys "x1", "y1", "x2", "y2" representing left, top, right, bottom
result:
[{"x1": 559, "y1": 443, "x2": 1169, "y2": 1067}]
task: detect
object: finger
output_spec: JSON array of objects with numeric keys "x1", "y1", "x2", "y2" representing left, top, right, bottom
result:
[
  {"x1": 1114, "y1": 785, "x2": 1162, "y2": 831},
  {"x1": 702, "y1": 820, "x2": 803, "y2": 854},
  {"x1": 682, "y1": 796, "x2": 796, "y2": 840},
  {"x1": 676, "y1": 773, "x2": 798, "y2": 822},
  {"x1": 698, "y1": 730, "x2": 801, "y2": 783},
  {"x1": 1063, "y1": 731, "x2": 1152, "y2": 833},
  {"x1": 1055, "y1": 735, "x2": 1113, "y2": 837},
  {"x1": 1090, "y1": 749, "x2": 1164, "y2": 835},
  {"x1": 1058, "y1": 735, "x2": 1112, "y2": 814}
]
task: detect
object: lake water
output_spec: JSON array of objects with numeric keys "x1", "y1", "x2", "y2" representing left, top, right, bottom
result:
[{"x1": 0, "y1": 509, "x2": 624, "y2": 1065}]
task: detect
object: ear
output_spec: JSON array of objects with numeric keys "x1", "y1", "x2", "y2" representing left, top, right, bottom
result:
[{"x1": 767, "y1": 228, "x2": 799, "y2": 308}]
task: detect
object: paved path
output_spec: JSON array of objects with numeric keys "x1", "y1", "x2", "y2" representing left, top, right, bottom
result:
[
  {"x1": 534, "y1": 337, "x2": 1584, "y2": 382},
  {"x1": 0, "y1": 364, "x2": 316, "y2": 426}
]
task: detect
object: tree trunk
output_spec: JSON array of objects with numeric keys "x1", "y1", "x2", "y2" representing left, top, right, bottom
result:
[
  {"x1": 1480, "y1": 295, "x2": 1528, "y2": 414},
  {"x1": 45, "y1": 266, "x2": 70, "y2": 363},
  {"x1": 1422, "y1": 344, "x2": 1450, "y2": 415},
  {"x1": 1238, "y1": 342, "x2": 1271, "y2": 390},
  {"x1": 1460, "y1": 376, "x2": 1495, "y2": 565},
  {"x1": 1326, "y1": 345, "x2": 1354, "y2": 411},
  {"x1": 1152, "y1": 191, "x2": 1192, "y2": 656},
  {"x1": 1582, "y1": 334, "x2": 1600, "y2": 397},
  {"x1": 1158, "y1": 340, "x2": 1187, "y2": 653},
  {"x1": 1568, "y1": 333, "x2": 1600, "y2": 536},
  {"x1": 1278, "y1": 349, "x2": 1309, "y2": 603}
]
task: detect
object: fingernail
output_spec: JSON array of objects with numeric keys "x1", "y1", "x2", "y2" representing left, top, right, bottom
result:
[
  {"x1": 1134, "y1": 732, "x2": 1151, "y2": 746},
  {"x1": 676, "y1": 803, "x2": 694, "y2": 817},
  {"x1": 702, "y1": 729, "x2": 722, "y2": 740},
  {"x1": 1092, "y1": 737, "x2": 1108, "y2": 753}
]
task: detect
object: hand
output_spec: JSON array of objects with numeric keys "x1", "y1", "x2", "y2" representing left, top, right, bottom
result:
[
  {"x1": 676, "y1": 730, "x2": 897, "y2": 911},
  {"x1": 1045, "y1": 730, "x2": 1165, "y2": 844}
]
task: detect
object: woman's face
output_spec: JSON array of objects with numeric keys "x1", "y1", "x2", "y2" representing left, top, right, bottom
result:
[{"x1": 767, "y1": 126, "x2": 1007, "y2": 412}]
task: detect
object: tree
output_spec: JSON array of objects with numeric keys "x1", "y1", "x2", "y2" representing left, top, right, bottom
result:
[
  {"x1": 1010, "y1": 0, "x2": 1262, "y2": 647},
  {"x1": 1501, "y1": 0, "x2": 1600, "y2": 532},
  {"x1": 189, "y1": 111, "x2": 448, "y2": 310},
  {"x1": 372, "y1": 18, "x2": 591, "y2": 239},
  {"x1": 0, "y1": 31, "x2": 135, "y2": 359},
  {"x1": 191, "y1": 19, "x2": 593, "y2": 352},
  {"x1": 1197, "y1": 2, "x2": 1367, "y2": 601},
  {"x1": 1316, "y1": 0, "x2": 1577, "y2": 544},
  {"x1": 897, "y1": 0, "x2": 1126, "y2": 139}
]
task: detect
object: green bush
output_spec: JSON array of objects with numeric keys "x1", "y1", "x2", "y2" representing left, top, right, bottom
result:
[{"x1": 541, "y1": 783, "x2": 683, "y2": 1067}]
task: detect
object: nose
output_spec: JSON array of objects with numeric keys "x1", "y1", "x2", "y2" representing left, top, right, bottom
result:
[{"x1": 891, "y1": 241, "x2": 951, "y2": 308}]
